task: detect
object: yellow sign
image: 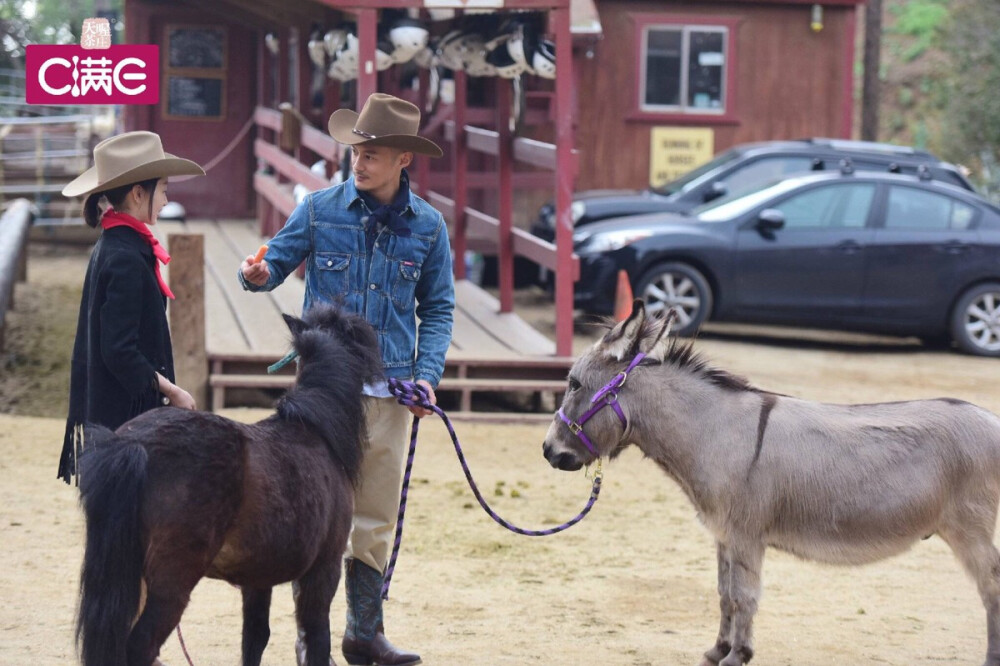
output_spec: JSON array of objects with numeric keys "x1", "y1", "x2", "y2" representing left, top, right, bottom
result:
[{"x1": 649, "y1": 127, "x2": 715, "y2": 188}]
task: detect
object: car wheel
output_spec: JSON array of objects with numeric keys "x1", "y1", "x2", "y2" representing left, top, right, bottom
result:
[
  {"x1": 635, "y1": 262, "x2": 712, "y2": 337},
  {"x1": 950, "y1": 282, "x2": 1000, "y2": 357}
]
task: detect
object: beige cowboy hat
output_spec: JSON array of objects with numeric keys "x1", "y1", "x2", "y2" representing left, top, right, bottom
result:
[
  {"x1": 328, "y1": 92, "x2": 442, "y2": 158},
  {"x1": 62, "y1": 131, "x2": 205, "y2": 198}
]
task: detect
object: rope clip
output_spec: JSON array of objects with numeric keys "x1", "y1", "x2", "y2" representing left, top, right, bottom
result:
[{"x1": 586, "y1": 458, "x2": 604, "y2": 481}]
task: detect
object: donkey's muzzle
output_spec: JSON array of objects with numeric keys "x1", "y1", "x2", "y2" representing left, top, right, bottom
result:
[{"x1": 543, "y1": 441, "x2": 584, "y2": 471}]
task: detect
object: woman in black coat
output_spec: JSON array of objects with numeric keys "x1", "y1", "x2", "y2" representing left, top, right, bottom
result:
[{"x1": 58, "y1": 131, "x2": 205, "y2": 483}]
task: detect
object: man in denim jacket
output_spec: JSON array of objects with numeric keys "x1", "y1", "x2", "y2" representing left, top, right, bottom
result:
[{"x1": 239, "y1": 93, "x2": 454, "y2": 666}]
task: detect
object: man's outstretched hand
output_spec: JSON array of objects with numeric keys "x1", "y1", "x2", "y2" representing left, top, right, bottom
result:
[{"x1": 240, "y1": 255, "x2": 270, "y2": 286}]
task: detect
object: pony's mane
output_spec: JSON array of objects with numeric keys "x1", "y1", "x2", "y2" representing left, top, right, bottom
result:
[
  {"x1": 598, "y1": 313, "x2": 757, "y2": 393},
  {"x1": 275, "y1": 307, "x2": 383, "y2": 486},
  {"x1": 662, "y1": 336, "x2": 757, "y2": 392}
]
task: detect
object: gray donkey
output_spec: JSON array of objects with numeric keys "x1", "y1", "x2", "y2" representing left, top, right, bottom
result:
[{"x1": 543, "y1": 300, "x2": 1000, "y2": 666}]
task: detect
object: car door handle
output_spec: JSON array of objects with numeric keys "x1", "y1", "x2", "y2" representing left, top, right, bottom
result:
[
  {"x1": 834, "y1": 240, "x2": 862, "y2": 254},
  {"x1": 938, "y1": 240, "x2": 970, "y2": 254}
]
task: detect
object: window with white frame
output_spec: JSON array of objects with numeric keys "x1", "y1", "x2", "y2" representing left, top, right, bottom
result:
[{"x1": 641, "y1": 25, "x2": 727, "y2": 114}]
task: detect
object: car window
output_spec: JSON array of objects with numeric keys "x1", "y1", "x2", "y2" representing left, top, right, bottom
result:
[
  {"x1": 719, "y1": 157, "x2": 815, "y2": 195},
  {"x1": 884, "y1": 186, "x2": 977, "y2": 230},
  {"x1": 772, "y1": 183, "x2": 876, "y2": 229},
  {"x1": 695, "y1": 178, "x2": 803, "y2": 221},
  {"x1": 652, "y1": 148, "x2": 743, "y2": 195}
]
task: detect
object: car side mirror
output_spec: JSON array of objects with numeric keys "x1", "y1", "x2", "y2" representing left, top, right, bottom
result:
[
  {"x1": 704, "y1": 181, "x2": 728, "y2": 202},
  {"x1": 755, "y1": 209, "x2": 785, "y2": 238}
]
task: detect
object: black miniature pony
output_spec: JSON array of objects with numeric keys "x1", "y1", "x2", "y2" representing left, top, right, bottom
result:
[{"x1": 75, "y1": 304, "x2": 382, "y2": 666}]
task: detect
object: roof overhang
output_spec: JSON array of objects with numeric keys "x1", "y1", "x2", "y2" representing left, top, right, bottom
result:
[{"x1": 166, "y1": 0, "x2": 604, "y2": 42}]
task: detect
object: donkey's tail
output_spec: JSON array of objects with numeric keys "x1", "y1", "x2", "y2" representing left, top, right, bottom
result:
[{"x1": 76, "y1": 425, "x2": 148, "y2": 666}]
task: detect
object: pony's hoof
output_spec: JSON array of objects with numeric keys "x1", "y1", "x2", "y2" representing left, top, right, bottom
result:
[{"x1": 699, "y1": 644, "x2": 728, "y2": 665}]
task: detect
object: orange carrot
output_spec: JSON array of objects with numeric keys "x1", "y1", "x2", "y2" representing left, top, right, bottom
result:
[{"x1": 253, "y1": 244, "x2": 268, "y2": 264}]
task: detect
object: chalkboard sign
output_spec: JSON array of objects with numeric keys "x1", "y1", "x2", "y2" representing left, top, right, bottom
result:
[
  {"x1": 166, "y1": 76, "x2": 223, "y2": 118},
  {"x1": 168, "y1": 27, "x2": 225, "y2": 69}
]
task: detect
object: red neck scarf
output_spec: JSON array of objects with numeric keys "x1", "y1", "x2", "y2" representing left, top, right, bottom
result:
[{"x1": 100, "y1": 209, "x2": 175, "y2": 300}]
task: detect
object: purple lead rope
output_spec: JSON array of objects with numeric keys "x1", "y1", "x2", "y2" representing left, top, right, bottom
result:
[{"x1": 381, "y1": 378, "x2": 604, "y2": 600}]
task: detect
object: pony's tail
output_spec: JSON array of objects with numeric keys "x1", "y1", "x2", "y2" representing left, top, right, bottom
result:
[{"x1": 76, "y1": 425, "x2": 148, "y2": 666}]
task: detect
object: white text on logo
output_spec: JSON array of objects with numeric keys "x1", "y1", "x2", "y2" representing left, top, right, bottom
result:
[{"x1": 36, "y1": 55, "x2": 147, "y2": 97}]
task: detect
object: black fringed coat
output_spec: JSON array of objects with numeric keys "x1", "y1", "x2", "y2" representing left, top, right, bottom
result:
[{"x1": 58, "y1": 226, "x2": 175, "y2": 482}]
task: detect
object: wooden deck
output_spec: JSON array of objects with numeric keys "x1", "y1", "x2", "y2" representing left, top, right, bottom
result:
[{"x1": 155, "y1": 218, "x2": 571, "y2": 420}]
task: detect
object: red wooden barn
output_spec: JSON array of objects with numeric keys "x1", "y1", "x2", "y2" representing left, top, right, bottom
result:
[{"x1": 122, "y1": 0, "x2": 865, "y2": 357}]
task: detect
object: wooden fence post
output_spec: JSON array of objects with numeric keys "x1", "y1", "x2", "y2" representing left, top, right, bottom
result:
[{"x1": 167, "y1": 233, "x2": 208, "y2": 410}]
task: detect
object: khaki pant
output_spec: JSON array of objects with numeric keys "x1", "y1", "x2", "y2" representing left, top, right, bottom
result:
[{"x1": 346, "y1": 396, "x2": 412, "y2": 572}]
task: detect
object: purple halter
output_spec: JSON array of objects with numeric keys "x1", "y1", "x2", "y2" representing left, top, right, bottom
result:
[{"x1": 557, "y1": 352, "x2": 647, "y2": 456}]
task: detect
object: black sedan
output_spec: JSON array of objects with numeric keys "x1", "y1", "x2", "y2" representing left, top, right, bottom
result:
[
  {"x1": 532, "y1": 138, "x2": 976, "y2": 244},
  {"x1": 572, "y1": 170, "x2": 1000, "y2": 356}
]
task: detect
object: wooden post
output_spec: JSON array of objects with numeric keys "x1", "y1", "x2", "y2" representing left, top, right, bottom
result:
[
  {"x1": 552, "y1": 5, "x2": 576, "y2": 357},
  {"x1": 416, "y1": 66, "x2": 431, "y2": 200},
  {"x1": 453, "y1": 70, "x2": 468, "y2": 280},
  {"x1": 356, "y1": 9, "x2": 378, "y2": 104},
  {"x1": 861, "y1": 0, "x2": 883, "y2": 141},
  {"x1": 278, "y1": 26, "x2": 291, "y2": 107},
  {"x1": 16, "y1": 237, "x2": 27, "y2": 283},
  {"x1": 167, "y1": 233, "x2": 208, "y2": 411},
  {"x1": 496, "y1": 77, "x2": 514, "y2": 313}
]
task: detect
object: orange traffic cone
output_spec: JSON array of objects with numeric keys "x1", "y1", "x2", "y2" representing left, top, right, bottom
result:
[{"x1": 613, "y1": 270, "x2": 634, "y2": 321}]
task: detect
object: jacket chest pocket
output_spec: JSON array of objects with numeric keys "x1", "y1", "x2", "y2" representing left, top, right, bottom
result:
[
  {"x1": 315, "y1": 252, "x2": 352, "y2": 297},
  {"x1": 391, "y1": 261, "x2": 421, "y2": 308}
]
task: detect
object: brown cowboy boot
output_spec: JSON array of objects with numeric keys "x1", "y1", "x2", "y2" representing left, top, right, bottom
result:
[{"x1": 342, "y1": 558, "x2": 421, "y2": 666}]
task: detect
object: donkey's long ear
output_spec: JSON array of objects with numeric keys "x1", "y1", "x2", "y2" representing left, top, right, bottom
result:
[
  {"x1": 600, "y1": 299, "x2": 646, "y2": 360},
  {"x1": 643, "y1": 308, "x2": 678, "y2": 362},
  {"x1": 282, "y1": 313, "x2": 308, "y2": 339}
]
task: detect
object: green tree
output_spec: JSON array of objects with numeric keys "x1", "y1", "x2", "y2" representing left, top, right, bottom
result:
[
  {"x1": 877, "y1": 0, "x2": 1000, "y2": 201},
  {"x1": 0, "y1": 0, "x2": 119, "y2": 70},
  {"x1": 938, "y1": 1, "x2": 1000, "y2": 199},
  {"x1": 36, "y1": 0, "x2": 92, "y2": 42},
  {"x1": 878, "y1": 0, "x2": 951, "y2": 152},
  {"x1": 888, "y1": 0, "x2": 949, "y2": 62},
  {"x1": 1, "y1": 0, "x2": 35, "y2": 69}
]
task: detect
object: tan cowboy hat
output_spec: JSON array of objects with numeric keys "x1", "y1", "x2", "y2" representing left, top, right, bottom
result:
[
  {"x1": 328, "y1": 93, "x2": 442, "y2": 158},
  {"x1": 62, "y1": 131, "x2": 205, "y2": 198}
]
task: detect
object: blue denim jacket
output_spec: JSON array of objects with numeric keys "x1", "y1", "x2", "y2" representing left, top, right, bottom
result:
[{"x1": 239, "y1": 177, "x2": 455, "y2": 387}]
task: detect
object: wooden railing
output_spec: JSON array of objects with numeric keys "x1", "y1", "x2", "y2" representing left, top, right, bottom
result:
[
  {"x1": 426, "y1": 73, "x2": 579, "y2": 338},
  {"x1": 252, "y1": 106, "x2": 342, "y2": 237},
  {"x1": 0, "y1": 199, "x2": 32, "y2": 349},
  {"x1": 250, "y1": 99, "x2": 580, "y2": 330},
  {"x1": 431, "y1": 120, "x2": 580, "y2": 282}
]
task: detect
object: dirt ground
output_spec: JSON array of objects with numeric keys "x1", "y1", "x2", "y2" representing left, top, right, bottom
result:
[{"x1": 2, "y1": 243, "x2": 999, "y2": 665}]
